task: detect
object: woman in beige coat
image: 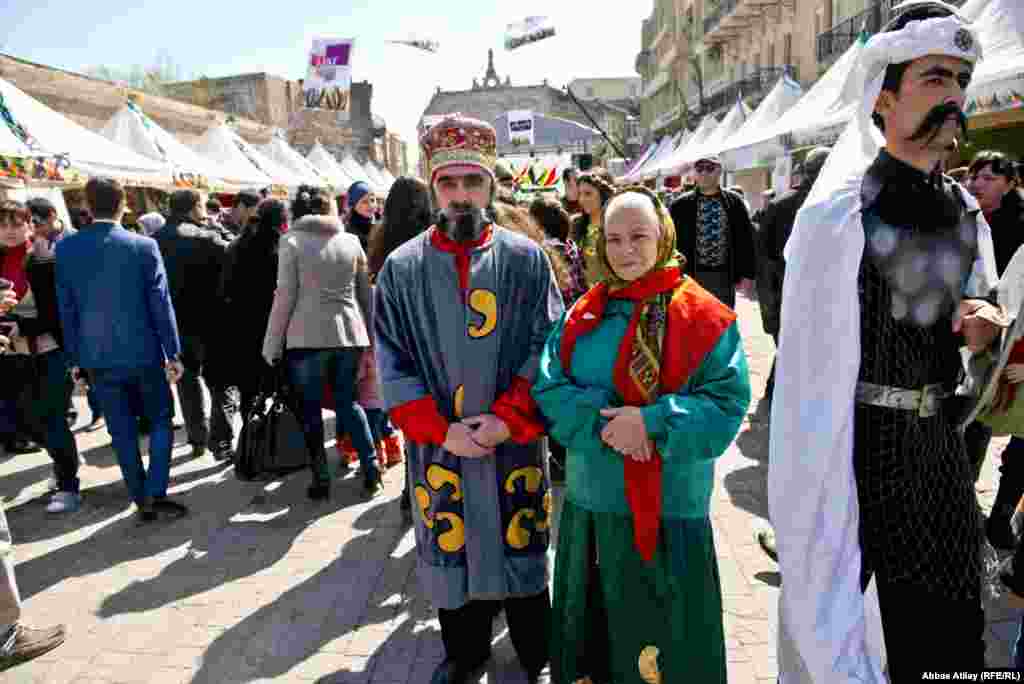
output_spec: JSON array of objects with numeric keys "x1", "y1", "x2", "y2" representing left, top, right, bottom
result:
[{"x1": 262, "y1": 209, "x2": 380, "y2": 500}]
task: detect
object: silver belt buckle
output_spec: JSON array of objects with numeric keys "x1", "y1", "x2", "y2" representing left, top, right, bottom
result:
[{"x1": 919, "y1": 383, "x2": 943, "y2": 418}]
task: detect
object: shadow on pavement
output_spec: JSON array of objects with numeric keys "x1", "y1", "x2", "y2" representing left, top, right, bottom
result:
[
  {"x1": 188, "y1": 496, "x2": 411, "y2": 683},
  {"x1": 721, "y1": 422, "x2": 770, "y2": 523},
  {"x1": 97, "y1": 471, "x2": 391, "y2": 620},
  {"x1": 0, "y1": 461, "x2": 54, "y2": 506},
  {"x1": 9, "y1": 459, "x2": 238, "y2": 597}
]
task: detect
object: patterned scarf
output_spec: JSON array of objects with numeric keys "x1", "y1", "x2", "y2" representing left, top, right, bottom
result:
[{"x1": 597, "y1": 187, "x2": 683, "y2": 402}]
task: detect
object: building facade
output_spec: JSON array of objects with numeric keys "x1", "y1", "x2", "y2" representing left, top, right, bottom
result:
[
  {"x1": 419, "y1": 50, "x2": 641, "y2": 173},
  {"x1": 632, "y1": 0, "x2": 963, "y2": 145}
]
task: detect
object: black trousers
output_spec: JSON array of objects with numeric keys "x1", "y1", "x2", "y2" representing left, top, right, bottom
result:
[
  {"x1": 875, "y1": 575, "x2": 985, "y2": 682},
  {"x1": 438, "y1": 589, "x2": 551, "y2": 676}
]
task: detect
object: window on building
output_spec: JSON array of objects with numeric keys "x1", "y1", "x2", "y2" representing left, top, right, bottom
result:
[
  {"x1": 831, "y1": 0, "x2": 871, "y2": 26},
  {"x1": 767, "y1": 42, "x2": 775, "y2": 68},
  {"x1": 783, "y1": 33, "x2": 793, "y2": 65}
]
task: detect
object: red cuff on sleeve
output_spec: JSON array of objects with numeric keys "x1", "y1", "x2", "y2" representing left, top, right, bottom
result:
[
  {"x1": 491, "y1": 376, "x2": 545, "y2": 445},
  {"x1": 389, "y1": 396, "x2": 450, "y2": 446}
]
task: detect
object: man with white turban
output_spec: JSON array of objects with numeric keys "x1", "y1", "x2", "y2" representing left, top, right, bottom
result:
[{"x1": 769, "y1": 2, "x2": 1004, "y2": 681}]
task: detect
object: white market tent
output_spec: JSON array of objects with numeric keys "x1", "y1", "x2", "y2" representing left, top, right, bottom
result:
[
  {"x1": 194, "y1": 124, "x2": 310, "y2": 193},
  {"x1": 100, "y1": 103, "x2": 235, "y2": 190},
  {"x1": 362, "y1": 160, "x2": 390, "y2": 193},
  {"x1": 307, "y1": 141, "x2": 356, "y2": 191},
  {"x1": 191, "y1": 124, "x2": 273, "y2": 189},
  {"x1": 617, "y1": 141, "x2": 658, "y2": 182},
  {"x1": 259, "y1": 133, "x2": 329, "y2": 189},
  {"x1": 622, "y1": 134, "x2": 675, "y2": 182},
  {"x1": 719, "y1": 75, "x2": 805, "y2": 170},
  {"x1": 647, "y1": 131, "x2": 693, "y2": 176},
  {"x1": 380, "y1": 165, "x2": 398, "y2": 186},
  {"x1": 962, "y1": 0, "x2": 1024, "y2": 115},
  {"x1": 683, "y1": 98, "x2": 752, "y2": 166},
  {"x1": 657, "y1": 114, "x2": 721, "y2": 176},
  {"x1": 0, "y1": 76, "x2": 169, "y2": 185},
  {"x1": 340, "y1": 153, "x2": 374, "y2": 189}
]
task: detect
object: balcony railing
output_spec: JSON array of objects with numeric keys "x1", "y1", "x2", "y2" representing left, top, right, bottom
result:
[
  {"x1": 702, "y1": 66, "x2": 798, "y2": 115},
  {"x1": 816, "y1": 0, "x2": 965, "y2": 63},
  {"x1": 703, "y1": 0, "x2": 739, "y2": 35}
]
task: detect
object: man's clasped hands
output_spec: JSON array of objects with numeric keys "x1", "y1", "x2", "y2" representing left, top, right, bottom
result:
[{"x1": 444, "y1": 405, "x2": 654, "y2": 463}]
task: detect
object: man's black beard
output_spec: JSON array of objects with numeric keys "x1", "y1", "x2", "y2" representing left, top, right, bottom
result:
[
  {"x1": 438, "y1": 203, "x2": 488, "y2": 242},
  {"x1": 908, "y1": 102, "x2": 968, "y2": 146}
]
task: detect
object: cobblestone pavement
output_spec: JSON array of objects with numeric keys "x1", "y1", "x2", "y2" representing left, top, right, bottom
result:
[{"x1": 3, "y1": 293, "x2": 1020, "y2": 683}]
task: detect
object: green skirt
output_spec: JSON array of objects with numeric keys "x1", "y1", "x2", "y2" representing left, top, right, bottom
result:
[{"x1": 551, "y1": 500, "x2": 726, "y2": 684}]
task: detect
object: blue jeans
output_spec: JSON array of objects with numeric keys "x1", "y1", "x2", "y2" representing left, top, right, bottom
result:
[
  {"x1": 91, "y1": 365, "x2": 174, "y2": 504},
  {"x1": 365, "y1": 408, "x2": 387, "y2": 443},
  {"x1": 286, "y1": 348, "x2": 378, "y2": 485}
]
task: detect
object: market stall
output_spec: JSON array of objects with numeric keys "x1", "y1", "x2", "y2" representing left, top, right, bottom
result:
[
  {"x1": 192, "y1": 124, "x2": 301, "y2": 197},
  {"x1": 306, "y1": 141, "x2": 356, "y2": 191},
  {"x1": 100, "y1": 102, "x2": 233, "y2": 192},
  {"x1": 0, "y1": 76, "x2": 168, "y2": 187},
  {"x1": 259, "y1": 132, "x2": 331, "y2": 190},
  {"x1": 961, "y1": 0, "x2": 1024, "y2": 159},
  {"x1": 719, "y1": 75, "x2": 804, "y2": 172},
  {"x1": 656, "y1": 114, "x2": 721, "y2": 177}
]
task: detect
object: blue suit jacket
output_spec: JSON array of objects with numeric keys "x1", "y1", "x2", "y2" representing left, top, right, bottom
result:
[{"x1": 55, "y1": 221, "x2": 181, "y2": 370}]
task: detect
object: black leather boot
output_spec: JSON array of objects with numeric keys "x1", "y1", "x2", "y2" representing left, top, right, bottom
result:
[{"x1": 306, "y1": 437, "x2": 331, "y2": 501}]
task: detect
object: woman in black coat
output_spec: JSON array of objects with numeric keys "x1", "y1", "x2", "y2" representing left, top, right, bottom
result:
[{"x1": 216, "y1": 199, "x2": 285, "y2": 413}]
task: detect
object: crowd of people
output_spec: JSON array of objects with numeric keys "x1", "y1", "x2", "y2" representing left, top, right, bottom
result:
[{"x1": 1, "y1": 2, "x2": 1024, "y2": 679}]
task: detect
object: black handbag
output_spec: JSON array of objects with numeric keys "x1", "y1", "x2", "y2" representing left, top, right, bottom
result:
[{"x1": 235, "y1": 365, "x2": 308, "y2": 480}]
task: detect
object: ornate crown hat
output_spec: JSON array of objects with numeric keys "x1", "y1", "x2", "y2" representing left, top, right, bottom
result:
[{"x1": 420, "y1": 114, "x2": 497, "y2": 183}]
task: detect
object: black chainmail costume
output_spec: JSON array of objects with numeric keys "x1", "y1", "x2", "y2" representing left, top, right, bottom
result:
[{"x1": 853, "y1": 150, "x2": 983, "y2": 600}]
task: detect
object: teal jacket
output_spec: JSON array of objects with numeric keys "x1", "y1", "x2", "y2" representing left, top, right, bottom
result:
[{"x1": 532, "y1": 299, "x2": 750, "y2": 519}]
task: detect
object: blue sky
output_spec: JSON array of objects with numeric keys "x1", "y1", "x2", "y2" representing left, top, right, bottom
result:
[{"x1": 2, "y1": 1, "x2": 650, "y2": 164}]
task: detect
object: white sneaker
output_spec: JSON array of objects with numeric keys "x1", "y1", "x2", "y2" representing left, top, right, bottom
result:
[
  {"x1": 46, "y1": 492, "x2": 81, "y2": 514},
  {"x1": 45, "y1": 477, "x2": 57, "y2": 492}
]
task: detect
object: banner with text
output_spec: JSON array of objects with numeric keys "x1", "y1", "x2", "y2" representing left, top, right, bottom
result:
[
  {"x1": 507, "y1": 110, "x2": 535, "y2": 147},
  {"x1": 304, "y1": 37, "x2": 354, "y2": 116}
]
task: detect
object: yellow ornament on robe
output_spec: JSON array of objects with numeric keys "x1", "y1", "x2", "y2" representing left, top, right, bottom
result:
[{"x1": 638, "y1": 645, "x2": 661, "y2": 684}]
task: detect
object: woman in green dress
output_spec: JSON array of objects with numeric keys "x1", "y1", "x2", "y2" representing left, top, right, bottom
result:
[
  {"x1": 533, "y1": 186, "x2": 750, "y2": 684},
  {"x1": 570, "y1": 169, "x2": 616, "y2": 288}
]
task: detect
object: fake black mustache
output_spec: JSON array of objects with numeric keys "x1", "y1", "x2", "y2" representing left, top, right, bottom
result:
[{"x1": 908, "y1": 102, "x2": 968, "y2": 145}]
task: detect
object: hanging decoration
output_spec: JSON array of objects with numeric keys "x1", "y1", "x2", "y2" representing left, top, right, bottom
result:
[
  {"x1": 965, "y1": 88, "x2": 1024, "y2": 116},
  {"x1": 507, "y1": 160, "x2": 561, "y2": 191},
  {"x1": 0, "y1": 153, "x2": 80, "y2": 184},
  {"x1": 386, "y1": 38, "x2": 440, "y2": 53},
  {"x1": 504, "y1": 16, "x2": 556, "y2": 50},
  {"x1": 0, "y1": 91, "x2": 42, "y2": 152}
]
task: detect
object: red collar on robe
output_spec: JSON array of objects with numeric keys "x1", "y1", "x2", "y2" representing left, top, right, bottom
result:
[
  {"x1": 1, "y1": 240, "x2": 30, "y2": 299},
  {"x1": 429, "y1": 225, "x2": 494, "y2": 299},
  {"x1": 559, "y1": 267, "x2": 736, "y2": 561}
]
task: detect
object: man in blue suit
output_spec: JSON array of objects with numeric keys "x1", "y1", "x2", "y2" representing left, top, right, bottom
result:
[{"x1": 55, "y1": 177, "x2": 188, "y2": 524}]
